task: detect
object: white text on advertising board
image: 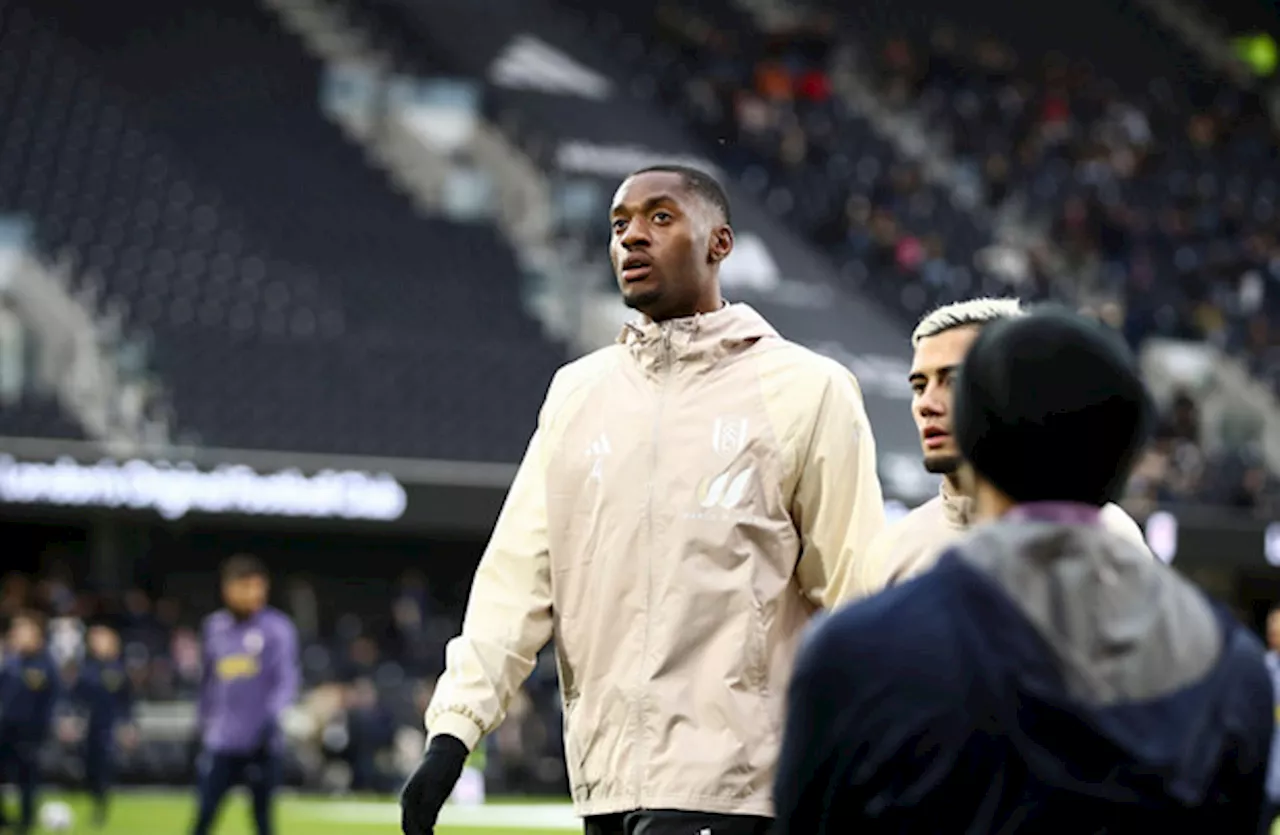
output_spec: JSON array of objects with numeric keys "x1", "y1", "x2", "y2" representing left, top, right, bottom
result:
[{"x1": 0, "y1": 456, "x2": 407, "y2": 522}]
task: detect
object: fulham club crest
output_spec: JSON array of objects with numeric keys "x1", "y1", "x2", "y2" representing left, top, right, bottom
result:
[
  {"x1": 711, "y1": 416, "x2": 749, "y2": 457},
  {"x1": 243, "y1": 629, "x2": 265, "y2": 655}
]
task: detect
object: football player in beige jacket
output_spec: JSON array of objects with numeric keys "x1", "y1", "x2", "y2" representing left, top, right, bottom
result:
[
  {"x1": 830, "y1": 298, "x2": 1150, "y2": 606},
  {"x1": 399, "y1": 165, "x2": 887, "y2": 835}
]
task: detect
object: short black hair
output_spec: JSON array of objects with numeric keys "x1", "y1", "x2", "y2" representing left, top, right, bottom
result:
[
  {"x1": 630, "y1": 164, "x2": 731, "y2": 225},
  {"x1": 955, "y1": 306, "x2": 1153, "y2": 507},
  {"x1": 221, "y1": 553, "x2": 268, "y2": 582}
]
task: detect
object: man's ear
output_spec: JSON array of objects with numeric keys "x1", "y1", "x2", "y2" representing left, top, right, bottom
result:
[{"x1": 707, "y1": 224, "x2": 734, "y2": 264}]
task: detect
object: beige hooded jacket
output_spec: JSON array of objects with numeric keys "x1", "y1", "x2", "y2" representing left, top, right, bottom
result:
[
  {"x1": 425, "y1": 303, "x2": 886, "y2": 818},
  {"x1": 833, "y1": 479, "x2": 1151, "y2": 605}
]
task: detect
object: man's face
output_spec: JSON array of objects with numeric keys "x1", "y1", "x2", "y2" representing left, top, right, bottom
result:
[
  {"x1": 1267, "y1": 610, "x2": 1280, "y2": 652},
  {"x1": 222, "y1": 575, "x2": 268, "y2": 616},
  {"x1": 909, "y1": 325, "x2": 981, "y2": 474},
  {"x1": 88, "y1": 626, "x2": 120, "y2": 660},
  {"x1": 8, "y1": 618, "x2": 41, "y2": 654},
  {"x1": 608, "y1": 171, "x2": 731, "y2": 321}
]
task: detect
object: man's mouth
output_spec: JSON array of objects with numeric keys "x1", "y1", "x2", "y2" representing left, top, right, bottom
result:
[
  {"x1": 922, "y1": 427, "x2": 950, "y2": 450},
  {"x1": 621, "y1": 255, "x2": 652, "y2": 283}
]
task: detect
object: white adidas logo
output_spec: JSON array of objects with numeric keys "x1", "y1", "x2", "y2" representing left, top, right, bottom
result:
[
  {"x1": 586, "y1": 433, "x2": 611, "y2": 458},
  {"x1": 586, "y1": 433, "x2": 611, "y2": 483},
  {"x1": 488, "y1": 34, "x2": 613, "y2": 100}
]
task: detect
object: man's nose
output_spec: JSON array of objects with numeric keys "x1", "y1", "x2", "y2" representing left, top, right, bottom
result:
[
  {"x1": 621, "y1": 221, "x2": 649, "y2": 248},
  {"x1": 917, "y1": 387, "x2": 945, "y2": 416}
]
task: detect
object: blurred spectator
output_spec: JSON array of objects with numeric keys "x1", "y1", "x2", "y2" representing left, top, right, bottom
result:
[
  {"x1": 343, "y1": 678, "x2": 396, "y2": 793},
  {"x1": 286, "y1": 578, "x2": 320, "y2": 643},
  {"x1": 1159, "y1": 390, "x2": 1202, "y2": 444},
  {"x1": 1, "y1": 574, "x2": 32, "y2": 620},
  {"x1": 341, "y1": 636, "x2": 380, "y2": 682}
]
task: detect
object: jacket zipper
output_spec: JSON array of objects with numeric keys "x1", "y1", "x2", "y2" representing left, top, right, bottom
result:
[{"x1": 635, "y1": 324, "x2": 671, "y2": 809}]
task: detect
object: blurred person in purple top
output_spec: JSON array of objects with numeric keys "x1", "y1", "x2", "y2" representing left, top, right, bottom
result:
[{"x1": 190, "y1": 555, "x2": 299, "y2": 835}]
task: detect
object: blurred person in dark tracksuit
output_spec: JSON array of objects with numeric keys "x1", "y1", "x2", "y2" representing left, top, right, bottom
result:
[
  {"x1": 72, "y1": 622, "x2": 135, "y2": 828},
  {"x1": 0, "y1": 612, "x2": 60, "y2": 835},
  {"x1": 190, "y1": 555, "x2": 299, "y2": 835},
  {"x1": 1264, "y1": 606, "x2": 1280, "y2": 822},
  {"x1": 775, "y1": 308, "x2": 1274, "y2": 833},
  {"x1": 344, "y1": 678, "x2": 396, "y2": 793}
]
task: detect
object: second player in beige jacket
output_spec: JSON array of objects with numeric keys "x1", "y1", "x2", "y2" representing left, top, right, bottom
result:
[
  {"x1": 425, "y1": 303, "x2": 886, "y2": 819},
  {"x1": 837, "y1": 478, "x2": 1151, "y2": 603}
]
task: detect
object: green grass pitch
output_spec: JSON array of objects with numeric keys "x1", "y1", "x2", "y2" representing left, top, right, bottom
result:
[
  {"x1": 9, "y1": 791, "x2": 579, "y2": 835},
  {"x1": 20, "y1": 790, "x2": 1280, "y2": 834}
]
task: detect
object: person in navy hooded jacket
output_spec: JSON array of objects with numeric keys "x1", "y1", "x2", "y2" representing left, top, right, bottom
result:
[
  {"x1": 72, "y1": 622, "x2": 135, "y2": 828},
  {"x1": 0, "y1": 611, "x2": 60, "y2": 835},
  {"x1": 774, "y1": 307, "x2": 1274, "y2": 833}
]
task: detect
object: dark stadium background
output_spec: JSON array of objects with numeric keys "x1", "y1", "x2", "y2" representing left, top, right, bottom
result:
[{"x1": 1, "y1": 0, "x2": 1280, "y2": 816}]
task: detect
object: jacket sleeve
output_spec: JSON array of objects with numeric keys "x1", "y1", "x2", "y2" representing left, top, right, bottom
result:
[
  {"x1": 424, "y1": 420, "x2": 555, "y2": 751},
  {"x1": 264, "y1": 616, "x2": 300, "y2": 721},
  {"x1": 828, "y1": 522, "x2": 896, "y2": 608},
  {"x1": 120, "y1": 669, "x2": 136, "y2": 723},
  {"x1": 774, "y1": 616, "x2": 845, "y2": 834},
  {"x1": 197, "y1": 619, "x2": 213, "y2": 731},
  {"x1": 37, "y1": 657, "x2": 60, "y2": 734},
  {"x1": 792, "y1": 367, "x2": 887, "y2": 608},
  {"x1": 1225, "y1": 635, "x2": 1276, "y2": 835}
]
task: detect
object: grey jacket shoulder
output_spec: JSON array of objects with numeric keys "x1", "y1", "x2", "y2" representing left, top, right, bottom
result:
[{"x1": 957, "y1": 522, "x2": 1220, "y2": 705}]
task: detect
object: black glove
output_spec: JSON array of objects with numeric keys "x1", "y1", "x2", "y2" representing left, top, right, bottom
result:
[{"x1": 400, "y1": 733, "x2": 468, "y2": 835}]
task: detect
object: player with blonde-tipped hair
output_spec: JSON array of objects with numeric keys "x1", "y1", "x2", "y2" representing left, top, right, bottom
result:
[{"x1": 831, "y1": 297, "x2": 1150, "y2": 606}]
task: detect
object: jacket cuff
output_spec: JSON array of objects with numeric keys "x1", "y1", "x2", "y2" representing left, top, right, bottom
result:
[{"x1": 426, "y1": 710, "x2": 484, "y2": 752}]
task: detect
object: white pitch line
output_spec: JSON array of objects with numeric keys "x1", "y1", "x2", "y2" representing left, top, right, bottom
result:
[{"x1": 298, "y1": 801, "x2": 581, "y2": 830}]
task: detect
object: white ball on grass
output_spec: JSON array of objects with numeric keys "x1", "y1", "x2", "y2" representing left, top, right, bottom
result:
[{"x1": 39, "y1": 800, "x2": 75, "y2": 832}]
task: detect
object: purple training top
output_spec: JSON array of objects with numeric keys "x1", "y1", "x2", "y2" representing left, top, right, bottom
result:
[{"x1": 198, "y1": 606, "x2": 299, "y2": 755}]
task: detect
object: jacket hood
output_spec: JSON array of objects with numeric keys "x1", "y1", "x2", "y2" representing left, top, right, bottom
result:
[
  {"x1": 619, "y1": 302, "x2": 779, "y2": 372},
  {"x1": 956, "y1": 517, "x2": 1251, "y2": 805}
]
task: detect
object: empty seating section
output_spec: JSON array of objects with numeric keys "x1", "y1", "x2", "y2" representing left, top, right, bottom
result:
[
  {"x1": 0, "y1": 394, "x2": 85, "y2": 439},
  {"x1": 0, "y1": 0, "x2": 566, "y2": 460}
]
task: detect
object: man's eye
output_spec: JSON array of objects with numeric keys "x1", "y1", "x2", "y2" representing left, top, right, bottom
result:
[
  {"x1": 653, "y1": 211, "x2": 672, "y2": 222},
  {"x1": 611, "y1": 219, "x2": 627, "y2": 232}
]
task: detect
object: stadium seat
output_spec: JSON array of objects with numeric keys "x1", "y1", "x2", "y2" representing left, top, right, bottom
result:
[{"x1": 1, "y1": 0, "x2": 567, "y2": 461}]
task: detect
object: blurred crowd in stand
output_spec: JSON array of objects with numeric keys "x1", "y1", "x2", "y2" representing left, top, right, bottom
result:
[{"x1": 633, "y1": 1, "x2": 1280, "y2": 515}]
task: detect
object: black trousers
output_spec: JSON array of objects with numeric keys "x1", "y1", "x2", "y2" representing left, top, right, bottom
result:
[
  {"x1": 85, "y1": 737, "x2": 116, "y2": 823},
  {"x1": 85, "y1": 736, "x2": 116, "y2": 797},
  {"x1": 585, "y1": 809, "x2": 773, "y2": 835},
  {"x1": 0, "y1": 735, "x2": 40, "y2": 832},
  {"x1": 190, "y1": 749, "x2": 280, "y2": 835}
]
